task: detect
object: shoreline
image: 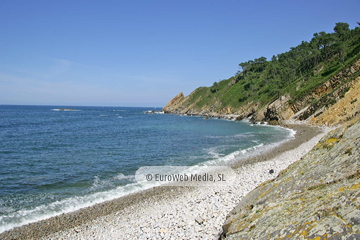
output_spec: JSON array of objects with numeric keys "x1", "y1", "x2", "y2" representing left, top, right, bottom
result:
[
  {"x1": 0, "y1": 122, "x2": 328, "y2": 239},
  {"x1": 231, "y1": 122, "x2": 324, "y2": 168}
]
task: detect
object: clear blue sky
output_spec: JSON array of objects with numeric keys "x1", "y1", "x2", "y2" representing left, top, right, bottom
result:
[{"x1": 1, "y1": 0, "x2": 359, "y2": 107}]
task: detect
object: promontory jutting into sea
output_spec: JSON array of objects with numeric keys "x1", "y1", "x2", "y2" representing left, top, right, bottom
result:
[{"x1": 0, "y1": 105, "x2": 293, "y2": 233}]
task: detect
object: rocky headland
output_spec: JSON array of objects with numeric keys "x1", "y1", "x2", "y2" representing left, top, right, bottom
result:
[
  {"x1": 160, "y1": 74, "x2": 360, "y2": 239},
  {"x1": 160, "y1": 37, "x2": 360, "y2": 238},
  {"x1": 163, "y1": 59, "x2": 360, "y2": 127}
]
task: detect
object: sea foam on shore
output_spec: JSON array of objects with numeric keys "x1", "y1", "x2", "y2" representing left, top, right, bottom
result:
[
  {"x1": 31, "y1": 125, "x2": 329, "y2": 240},
  {"x1": 0, "y1": 117, "x2": 295, "y2": 233}
]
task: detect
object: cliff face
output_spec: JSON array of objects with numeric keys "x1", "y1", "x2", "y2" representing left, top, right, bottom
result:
[
  {"x1": 163, "y1": 60, "x2": 360, "y2": 126},
  {"x1": 290, "y1": 60, "x2": 360, "y2": 125},
  {"x1": 222, "y1": 119, "x2": 360, "y2": 239},
  {"x1": 309, "y1": 76, "x2": 360, "y2": 125},
  {"x1": 161, "y1": 25, "x2": 360, "y2": 239},
  {"x1": 162, "y1": 92, "x2": 185, "y2": 113}
]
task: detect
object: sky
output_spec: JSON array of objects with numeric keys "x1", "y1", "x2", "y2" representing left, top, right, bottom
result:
[{"x1": 0, "y1": 0, "x2": 359, "y2": 107}]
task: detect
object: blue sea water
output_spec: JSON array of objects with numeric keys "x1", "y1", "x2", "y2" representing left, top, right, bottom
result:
[{"x1": 0, "y1": 105, "x2": 294, "y2": 232}]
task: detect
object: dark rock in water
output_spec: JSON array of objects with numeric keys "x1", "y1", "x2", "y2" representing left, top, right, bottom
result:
[
  {"x1": 249, "y1": 118, "x2": 256, "y2": 124},
  {"x1": 221, "y1": 119, "x2": 360, "y2": 239},
  {"x1": 235, "y1": 115, "x2": 244, "y2": 121},
  {"x1": 269, "y1": 169, "x2": 274, "y2": 174}
]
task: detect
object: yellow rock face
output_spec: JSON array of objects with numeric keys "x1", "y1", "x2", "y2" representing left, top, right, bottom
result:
[{"x1": 311, "y1": 77, "x2": 360, "y2": 126}]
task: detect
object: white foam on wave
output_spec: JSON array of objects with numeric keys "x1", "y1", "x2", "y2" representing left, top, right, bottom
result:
[
  {"x1": 114, "y1": 173, "x2": 135, "y2": 181},
  {"x1": 89, "y1": 174, "x2": 136, "y2": 191},
  {"x1": 0, "y1": 122, "x2": 297, "y2": 234},
  {"x1": 203, "y1": 143, "x2": 264, "y2": 166},
  {"x1": 90, "y1": 176, "x2": 110, "y2": 191},
  {"x1": 263, "y1": 123, "x2": 297, "y2": 138},
  {"x1": 203, "y1": 125, "x2": 296, "y2": 166},
  {"x1": 207, "y1": 147, "x2": 226, "y2": 159},
  {"x1": 205, "y1": 132, "x2": 253, "y2": 140},
  {"x1": 0, "y1": 204, "x2": 14, "y2": 215},
  {"x1": 0, "y1": 175, "x2": 158, "y2": 234},
  {"x1": 51, "y1": 109, "x2": 81, "y2": 112}
]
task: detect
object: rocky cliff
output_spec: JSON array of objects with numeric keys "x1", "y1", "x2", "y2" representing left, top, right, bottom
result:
[
  {"x1": 162, "y1": 92, "x2": 185, "y2": 112},
  {"x1": 221, "y1": 119, "x2": 360, "y2": 239},
  {"x1": 163, "y1": 60, "x2": 360, "y2": 126},
  {"x1": 161, "y1": 25, "x2": 360, "y2": 238}
]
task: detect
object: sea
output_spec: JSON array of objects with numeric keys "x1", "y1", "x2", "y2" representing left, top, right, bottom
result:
[{"x1": 0, "y1": 105, "x2": 295, "y2": 233}]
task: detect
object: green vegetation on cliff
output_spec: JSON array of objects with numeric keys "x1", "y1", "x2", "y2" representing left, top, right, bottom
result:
[{"x1": 164, "y1": 22, "x2": 360, "y2": 120}]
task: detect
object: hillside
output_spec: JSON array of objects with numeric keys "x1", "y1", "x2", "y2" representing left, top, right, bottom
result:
[
  {"x1": 163, "y1": 22, "x2": 360, "y2": 239},
  {"x1": 163, "y1": 22, "x2": 360, "y2": 126}
]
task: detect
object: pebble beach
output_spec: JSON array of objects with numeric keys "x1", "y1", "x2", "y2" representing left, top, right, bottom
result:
[{"x1": 0, "y1": 123, "x2": 330, "y2": 240}]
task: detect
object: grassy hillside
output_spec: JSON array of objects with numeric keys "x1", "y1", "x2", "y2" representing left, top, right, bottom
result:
[{"x1": 165, "y1": 22, "x2": 360, "y2": 119}]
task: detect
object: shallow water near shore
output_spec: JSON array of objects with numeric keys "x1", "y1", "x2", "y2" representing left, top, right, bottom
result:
[{"x1": 0, "y1": 105, "x2": 294, "y2": 233}]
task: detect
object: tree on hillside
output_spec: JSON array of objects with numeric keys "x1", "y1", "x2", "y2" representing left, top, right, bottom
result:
[
  {"x1": 254, "y1": 57, "x2": 267, "y2": 72},
  {"x1": 333, "y1": 41, "x2": 347, "y2": 63},
  {"x1": 334, "y1": 22, "x2": 350, "y2": 41},
  {"x1": 210, "y1": 82, "x2": 219, "y2": 93}
]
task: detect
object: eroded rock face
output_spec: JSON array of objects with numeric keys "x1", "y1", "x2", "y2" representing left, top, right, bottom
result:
[
  {"x1": 222, "y1": 119, "x2": 360, "y2": 239},
  {"x1": 161, "y1": 60, "x2": 360, "y2": 125},
  {"x1": 310, "y1": 77, "x2": 360, "y2": 126},
  {"x1": 162, "y1": 92, "x2": 185, "y2": 113},
  {"x1": 284, "y1": 60, "x2": 360, "y2": 124}
]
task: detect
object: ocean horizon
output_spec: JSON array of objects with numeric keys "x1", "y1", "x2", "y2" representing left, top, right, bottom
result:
[{"x1": 0, "y1": 105, "x2": 295, "y2": 233}]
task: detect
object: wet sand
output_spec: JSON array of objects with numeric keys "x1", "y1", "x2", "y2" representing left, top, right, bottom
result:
[{"x1": 0, "y1": 123, "x2": 327, "y2": 240}]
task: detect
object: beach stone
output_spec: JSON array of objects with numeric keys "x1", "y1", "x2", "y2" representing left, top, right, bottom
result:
[
  {"x1": 195, "y1": 216, "x2": 204, "y2": 225},
  {"x1": 222, "y1": 120, "x2": 360, "y2": 239},
  {"x1": 0, "y1": 123, "x2": 332, "y2": 240}
]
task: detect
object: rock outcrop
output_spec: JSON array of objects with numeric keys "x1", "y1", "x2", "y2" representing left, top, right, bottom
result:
[
  {"x1": 221, "y1": 119, "x2": 360, "y2": 239},
  {"x1": 310, "y1": 77, "x2": 360, "y2": 126},
  {"x1": 160, "y1": 45, "x2": 360, "y2": 239},
  {"x1": 163, "y1": 92, "x2": 185, "y2": 113},
  {"x1": 162, "y1": 60, "x2": 360, "y2": 126}
]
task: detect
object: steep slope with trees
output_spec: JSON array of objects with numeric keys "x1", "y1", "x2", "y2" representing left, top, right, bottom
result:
[{"x1": 163, "y1": 22, "x2": 360, "y2": 126}]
